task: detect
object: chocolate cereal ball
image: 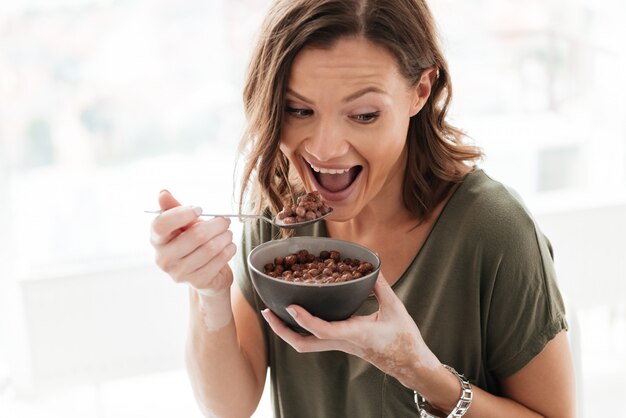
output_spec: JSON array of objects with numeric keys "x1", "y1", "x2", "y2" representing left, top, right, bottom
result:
[
  {"x1": 263, "y1": 249, "x2": 374, "y2": 284},
  {"x1": 277, "y1": 191, "x2": 332, "y2": 224}
]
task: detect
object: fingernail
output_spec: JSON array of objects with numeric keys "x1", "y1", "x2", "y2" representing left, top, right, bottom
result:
[
  {"x1": 160, "y1": 189, "x2": 169, "y2": 195},
  {"x1": 286, "y1": 306, "x2": 297, "y2": 318},
  {"x1": 192, "y1": 206, "x2": 203, "y2": 216},
  {"x1": 261, "y1": 309, "x2": 270, "y2": 322}
]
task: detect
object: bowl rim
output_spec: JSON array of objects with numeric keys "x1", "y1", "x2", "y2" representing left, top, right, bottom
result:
[{"x1": 247, "y1": 236, "x2": 381, "y2": 287}]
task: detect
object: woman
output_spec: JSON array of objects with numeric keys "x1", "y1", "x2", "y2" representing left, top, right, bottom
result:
[{"x1": 150, "y1": 0, "x2": 576, "y2": 417}]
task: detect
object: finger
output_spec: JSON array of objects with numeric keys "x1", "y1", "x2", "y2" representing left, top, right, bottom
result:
[
  {"x1": 161, "y1": 217, "x2": 232, "y2": 262},
  {"x1": 150, "y1": 189, "x2": 199, "y2": 245},
  {"x1": 285, "y1": 304, "x2": 359, "y2": 341},
  {"x1": 159, "y1": 189, "x2": 181, "y2": 211},
  {"x1": 261, "y1": 309, "x2": 346, "y2": 354},
  {"x1": 185, "y1": 242, "x2": 238, "y2": 288},
  {"x1": 371, "y1": 273, "x2": 399, "y2": 311},
  {"x1": 150, "y1": 205, "x2": 203, "y2": 246},
  {"x1": 176, "y1": 228, "x2": 234, "y2": 275},
  {"x1": 159, "y1": 228, "x2": 233, "y2": 278}
]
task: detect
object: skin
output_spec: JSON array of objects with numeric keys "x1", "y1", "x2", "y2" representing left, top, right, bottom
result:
[{"x1": 150, "y1": 36, "x2": 576, "y2": 417}]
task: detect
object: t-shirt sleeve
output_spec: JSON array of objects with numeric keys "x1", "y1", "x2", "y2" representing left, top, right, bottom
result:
[{"x1": 484, "y1": 211, "x2": 568, "y2": 379}]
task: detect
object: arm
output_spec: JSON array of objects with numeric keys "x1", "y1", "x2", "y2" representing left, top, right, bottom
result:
[
  {"x1": 262, "y1": 275, "x2": 575, "y2": 418},
  {"x1": 419, "y1": 330, "x2": 575, "y2": 418},
  {"x1": 499, "y1": 331, "x2": 575, "y2": 417},
  {"x1": 151, "y1": 190, "x2": 267, "y2": 418},
  {"x1": 186, "y1": 285, "x2": 267, "y2": 418}
]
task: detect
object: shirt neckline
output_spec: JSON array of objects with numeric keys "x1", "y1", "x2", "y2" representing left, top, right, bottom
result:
[
  {"x1": 315, "y1": 168, "x2": 483, "y2": 291},
  {"x1": 388, "y1": 167, "x2": 482, "y2": 291}
]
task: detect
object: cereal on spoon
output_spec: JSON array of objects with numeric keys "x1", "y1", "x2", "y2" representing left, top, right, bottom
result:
[{"x1": 278, "y1": 191, "x2": 332, "y2": 225}]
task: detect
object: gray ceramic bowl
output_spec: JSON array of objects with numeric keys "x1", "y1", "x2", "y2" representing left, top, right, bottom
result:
[{"x1": 248, "y1": 236, "x2": 381, "y2": 333}]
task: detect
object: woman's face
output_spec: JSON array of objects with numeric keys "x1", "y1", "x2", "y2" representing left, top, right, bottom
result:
[{"x1": 280, "y1": 36, "x2": 432, "y2": 221}]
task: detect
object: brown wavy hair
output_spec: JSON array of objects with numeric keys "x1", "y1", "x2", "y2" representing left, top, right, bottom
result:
[{"x1": 238, "y1": 0, "x2": 482, "y2": 223}]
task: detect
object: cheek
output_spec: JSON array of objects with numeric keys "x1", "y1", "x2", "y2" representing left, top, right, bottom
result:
[
  {"x1": 277, "y1": 144, "x2": 287, "y2": 168},
  {"x1": 357, "y1": 121, "x2": 408, "y2": 163},
  {"x1": 279, "y1": 123, "x2": 307, "y2": 155},
  {"x1": 279, "y1": 133, "x2": 300, "y2": 158},
  {"x1": 279, "y1": 141, "x2": 305, "y2": 176}
]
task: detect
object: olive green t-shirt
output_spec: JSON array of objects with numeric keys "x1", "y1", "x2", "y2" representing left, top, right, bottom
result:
[{"x1": 234, "y1": 169, "x2": 568, "y2": 418}]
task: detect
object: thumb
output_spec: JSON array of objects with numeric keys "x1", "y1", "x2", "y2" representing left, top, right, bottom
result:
[
  {"x1": 372, "y1": 272, "x2": 398, "y2": 309},
  {"x1": 159, "y1": 189, "x2": 182, "y2": 211}
]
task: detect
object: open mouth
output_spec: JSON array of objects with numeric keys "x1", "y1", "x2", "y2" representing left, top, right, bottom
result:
[{"x1": 304, "y1": 158, "x2": 363, "y2": 194}]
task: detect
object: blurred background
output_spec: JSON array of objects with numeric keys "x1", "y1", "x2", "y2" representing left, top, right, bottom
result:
[{"x1": 0, "y1": 0, "x2": 624, "y2": 417}]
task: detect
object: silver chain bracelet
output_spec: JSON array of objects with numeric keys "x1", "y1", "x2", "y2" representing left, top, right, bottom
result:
[{"x1": 414, "y1": 364, "x2": 473, "y2": 418}]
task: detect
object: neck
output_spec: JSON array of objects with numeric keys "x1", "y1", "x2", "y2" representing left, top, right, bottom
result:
[
  {"x1": 326, "y1": 162, "x2": 473, "y2": 241},
  {"x1": 329, "y1": 201, "x2": 415, "y2": 239}
]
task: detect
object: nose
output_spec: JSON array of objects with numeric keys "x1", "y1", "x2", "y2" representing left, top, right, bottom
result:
[{"x1": 303, "y1": 117, "x2": 350, "y2": 162}]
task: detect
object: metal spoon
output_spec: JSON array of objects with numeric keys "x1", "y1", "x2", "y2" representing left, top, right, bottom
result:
[{"x1": 144, "y1": 208, "x2": 333, "y2": 229}]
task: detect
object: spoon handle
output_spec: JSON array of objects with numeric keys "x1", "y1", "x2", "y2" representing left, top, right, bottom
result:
[
  {"x1": 199, "y1": 213, "x2": 267, "y2": 220},
  {"x1": 143, "y1": 210, "x2": 269, "y2": 221}
]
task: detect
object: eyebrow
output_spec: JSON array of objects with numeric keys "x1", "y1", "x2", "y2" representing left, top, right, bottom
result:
[{"x1": 285, "y1": 86, "x2": 388, "y2": 105}]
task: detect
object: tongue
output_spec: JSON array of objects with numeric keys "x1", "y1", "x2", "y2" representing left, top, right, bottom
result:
[{"x1": 318, "y1": 168, "x2": 357, "y2": 192}]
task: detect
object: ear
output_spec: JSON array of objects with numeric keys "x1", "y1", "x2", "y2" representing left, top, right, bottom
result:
[{"x1": 409, "y1": 66, "x2": 438, "y2": 117}]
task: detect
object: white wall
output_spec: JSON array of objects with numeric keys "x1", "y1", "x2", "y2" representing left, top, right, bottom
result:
[
  {"x1": 535, "y1": 203, "x2": 626, "y2": 309},
  {"x1": 15, "y1": 262, "x2": 189, "y2": 393}
]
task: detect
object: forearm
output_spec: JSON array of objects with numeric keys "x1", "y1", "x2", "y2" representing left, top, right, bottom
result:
[
  {"x1": 462, "y1": 386, "x2": 544, "y2": 418},
  {"x1": 425, "y1": 379, "x2": 544, "y2": 418},
  {"x1": 412, "y1": 363, "x2": 569, "y2": 418},
  {"x1": 185, "y1": 288, "x2": 262, "y2": 418}
]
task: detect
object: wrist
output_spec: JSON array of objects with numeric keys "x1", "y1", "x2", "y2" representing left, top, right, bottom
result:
[
  {"x1": 414, "y1": 364, "x2": 473, "y2": 417},
  {"x1": 195, "y1": 285, "x2": 230, "y2": 299},
  {"x1": 419, "y1": 363, "x2": 463, "y2": 412},
  {"x1": 190, "y1": 286, "x2": 233, "y2": 332}
]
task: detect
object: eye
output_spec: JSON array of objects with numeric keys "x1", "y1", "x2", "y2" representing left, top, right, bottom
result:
[
  {"x1": 285, "y1": 106, "x2": 313, "y2": 118},
  {"x1": 351, "y1": 111, "x2": 380, "y2": 123}
]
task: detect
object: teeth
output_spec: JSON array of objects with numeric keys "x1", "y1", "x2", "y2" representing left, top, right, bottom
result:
[{"x1": 309, "y1": 162, "x2": 349, "y2": 174}]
